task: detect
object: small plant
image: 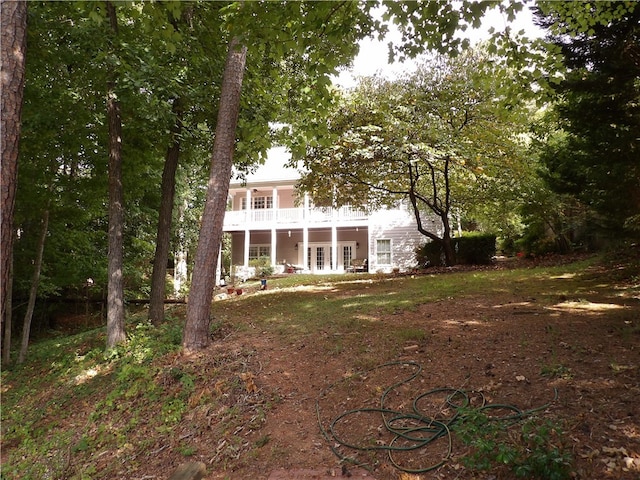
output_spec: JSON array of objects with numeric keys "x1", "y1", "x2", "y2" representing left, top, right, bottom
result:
[
  {"x1": 255, "y1": 434, "x2": 271, "y2": 448},
  {"x1": 540, "y1": 363, "x2": 573, "y2": 379},
  {"x1": 178, "y1": 443, "x2": 197, "y2": 456},
  {"x1": 453, "y1": 408, "x2": 573, "y2": 479}
]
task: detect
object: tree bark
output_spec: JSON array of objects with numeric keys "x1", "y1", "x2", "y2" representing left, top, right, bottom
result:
[
  {"x1": 149, "y1": 97, "x2": 183, "y2": 326},
  {"x1": 1, "y1": 0, "x2": 27, "y2": 364},
  {"x1": 183, "y1": 37, "x2": 247, "y2": 352},
  {"x1": 18, "y1": 208, "x2": 49, "y2": 364},
  {"x1": 407, "y1": 155, "x2": 456, "y2": 266},
  {"x1": 3, "y1": 251, "x2": 13, "y2": 365},
  {"x1": 105, "y1": 0, "x2": 126, "y2": 349},
  {"x1": 440, "y1": 155, "x2": 455, "y2": 266}
]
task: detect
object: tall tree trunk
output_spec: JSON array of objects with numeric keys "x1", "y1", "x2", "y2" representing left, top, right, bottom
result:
[
  {"x1": 0, "y1": 0, "x2": 27, "y2": 364},
  {"x1": 149, "y1": 97, "x2": 183, "y2": 326},
  {"x1": 105, "y1": 0, "x2": 126, "y2": 349},
  {"x1": 408, "y1": 155, "x2": 456, "y2": 267},
  {"x1": 440, "y1": 155, "x2": 455, "y2": 266},
  {"x1": 18, "y1": 208, "x2": 49, "y2": 364},
  {"x1": 3, "y1": 252, "x2": 13, "y2": 365},
  {"x1": 441, "y1": 221, "x2": 455, "y2": 266},
  {"x1": 183, "y1": 37, "x2": 247, "y2": 353}
]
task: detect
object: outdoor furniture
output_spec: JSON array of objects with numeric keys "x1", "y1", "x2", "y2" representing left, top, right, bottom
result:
[
  {"x1": 347, "y1": 258, "x2": 368, "y2": 273},
  {"x1": 285, "y1": 263, "x2": 304, "y2": 274}
]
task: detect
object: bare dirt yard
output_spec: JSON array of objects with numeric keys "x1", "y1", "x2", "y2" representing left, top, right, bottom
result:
[
  {"x1": 2, "y1": 254, "x2": 639, "y2": 480},
  {"x1": 165, "y1": 255, "x2": 640, "y2": 480}
]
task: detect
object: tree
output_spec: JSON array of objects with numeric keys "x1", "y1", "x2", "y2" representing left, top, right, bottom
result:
[
  {"x1": 181, "y1": 1, "x2": 380, "y2": 351},
  {"x1": 297, "y1": 50, "x2": 529, "y2": 265},
  {"x1": 182, "y1": 37, "x2": 247, "y2": 353},
  {"x1": 534, "y1": 2, "x2": 640, "y2": 236},
  {"x1": 147, "y1": 1, "x2": 228, "y2": 325},
  {"x1": 148, "y1": 97, "x2": 183, "y2": 326},
  {"x1": 1, "y1": 0, "x2": 27, "y2": 364},
  {"x1": 18, "y1": 203, "x2": 49, "y2": 364},
  {"x1": 105, "y1": 1, "x2": 126, "y2": 348}
]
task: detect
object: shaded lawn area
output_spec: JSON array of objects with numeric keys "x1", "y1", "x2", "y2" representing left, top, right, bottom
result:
[{"x1": 2, "y1": 254, "x2": 639, "y2": 479}]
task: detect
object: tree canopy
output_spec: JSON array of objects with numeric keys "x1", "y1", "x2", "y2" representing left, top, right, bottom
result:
[
  {"x1": 533, "y1": 2, "x2": 640, "y2": 235},
  {"x1": 296, "y1": 48, "x2": 532, "y2": 265},
  {"x1": 3, "y1": 0, "x2": 638, "y2": 357}
]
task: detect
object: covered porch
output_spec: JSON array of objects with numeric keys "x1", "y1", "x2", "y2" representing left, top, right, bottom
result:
[{"x1": 227, "y1": 226, "x2": 369, "y2": 275}]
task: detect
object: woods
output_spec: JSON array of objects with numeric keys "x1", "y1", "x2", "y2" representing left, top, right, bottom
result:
[
  {"x1": 1, "y1": 0, "x2": 27, "y2": 364},
  {"x1": 1, "y1": 2, "x2": 639, "y2": 479},
  {"x1": 1, "y1": 1, "x2": 638, "y2": 361}
]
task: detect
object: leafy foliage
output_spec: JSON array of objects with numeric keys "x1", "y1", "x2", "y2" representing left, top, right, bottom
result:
[
  {"x1": 295, "y1": 48, "x2": 531, "y2": 265},
  {"x1": 417, "y1": 232, "x2": 496, "y2": 267},
  {"x1": 454, "y1": 409, "x2": 573, "y2": 480},
  {"x1": 533, "y1": 2, "x2": 640, "y2": 236}
]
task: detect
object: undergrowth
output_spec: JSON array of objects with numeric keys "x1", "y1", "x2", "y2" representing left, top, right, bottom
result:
[
  {"x1": 1, "y1": 315, "x2": 194, "y2": 479},
  {"x1": 453, "y1": 408, "x2": 573, "y2": 479},
  {"x1": 2, "y1": 255, "x2": 630, "y2": 479}
]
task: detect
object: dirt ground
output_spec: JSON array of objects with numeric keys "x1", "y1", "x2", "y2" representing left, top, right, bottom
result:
[
  {"x1": 6, "y1": 257, "x2": 638, "y2": 480},
  {"x1": 157, "y1": 258, "x2": 639, "y2": 480}
]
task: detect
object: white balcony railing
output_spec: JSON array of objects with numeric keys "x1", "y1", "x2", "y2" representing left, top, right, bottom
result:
[{"x1": 223, "y1": 206, "x2": 368, "y2": 229}]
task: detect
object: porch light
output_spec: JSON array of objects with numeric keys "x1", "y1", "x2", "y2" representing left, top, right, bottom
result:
[
  {"x1": 356, "y1": 242, "x2": 360, "y2": 249},
  {"x1": 288, "y1": 230, "x2": 291, "y2": 237},
  {"x1": 295, "y1": 243, "x2": 298, "y2": 250}
]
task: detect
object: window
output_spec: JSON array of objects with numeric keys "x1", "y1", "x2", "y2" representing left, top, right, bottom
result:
[
  {"x1": 316, "y1": 247, "x2": 326, "y2": 270},
  {"x1": 376, "y1": 239, "x2": 391, "y2": 265},
  {"x1": 343, "y1": 245, "x2": 353, "y2": 268},
  {"x1": 241, "y1": 196, "x2": 273, "y2": 210},
  {"x1": 249, "y1": 245, "x2": 270, "y2": 261},
  {"x1": 253, "y1": 197, "x2": 267, "y2": 209}
]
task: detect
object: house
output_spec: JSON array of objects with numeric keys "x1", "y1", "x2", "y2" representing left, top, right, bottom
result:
[{"x1": 222, "y1": 147, "x2": 438, "y2": 279}]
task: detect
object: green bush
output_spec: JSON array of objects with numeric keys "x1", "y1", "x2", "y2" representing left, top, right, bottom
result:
[
  {"x1": 456, "y1": 233, "x2": 496, "y2": 264},
  {"x1": 249, "y1": 256, "x2": 275, "y2": 277},
  {"x1": 416, "y1": 233, "x2": 496, "y2": 266}
]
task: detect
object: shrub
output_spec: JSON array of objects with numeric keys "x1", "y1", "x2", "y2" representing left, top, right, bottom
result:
[
  {"x1": 249, "y1": 256, "x2": 275, "y2": 278},
  {"x1": 455, "y1": 233, "x2": 496, "y2": 265},
  {"x1": 416, "y1": 233, "x2": 496, "y2": 267}
]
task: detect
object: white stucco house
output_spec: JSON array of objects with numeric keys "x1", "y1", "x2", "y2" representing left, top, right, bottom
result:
[{"x1": 222, "y1": 147, "x2": 440, "y2": 278}]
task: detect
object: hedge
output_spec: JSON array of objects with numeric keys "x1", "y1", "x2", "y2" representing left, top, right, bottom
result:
[{"x1": 416, "y1": 233, "x2": 497, "y2": 266}]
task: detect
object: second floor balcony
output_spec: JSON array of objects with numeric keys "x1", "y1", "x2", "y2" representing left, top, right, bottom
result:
[{"x1": 223, "y1": 205, "x2": 369, "y2": 230}]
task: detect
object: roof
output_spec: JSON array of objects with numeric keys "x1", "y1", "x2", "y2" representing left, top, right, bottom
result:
[{"x1": 231, "y1": 147, "x2": 302, "y2": 187}]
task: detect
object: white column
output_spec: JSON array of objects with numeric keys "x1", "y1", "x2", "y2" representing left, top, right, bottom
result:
[
  {"x1": 215, "y1": 243, "x2": 222, "y2": 286},
  {"x1": 331, "y1": 225, "x2": 337, "y2": 272},
  {"x1": 244, "y1": 189, "x2": 251, "y2": 267},
  {"x1": 272, "y1": 187, "x2": 278, "y2": 267},
  {"x1": 244, "y1": 231, "x2": 250, "y2": 267},
  {"x1": 271, "y1": 228, "x2": 277, "y2": 267},
  {"x1": 303, "y1": 227, "x2": 309, "y2": 270},
  {"x1": 245, "y1": 189, "x2": 252, "y2": 221},
  {"x1": 303, "y1": 193, "x2": 310, "y2": 270}
]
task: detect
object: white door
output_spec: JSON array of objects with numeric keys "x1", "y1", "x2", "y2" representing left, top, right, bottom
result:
[{"x1": 307, "y1": 245, "x2": 332, "y2": 272}]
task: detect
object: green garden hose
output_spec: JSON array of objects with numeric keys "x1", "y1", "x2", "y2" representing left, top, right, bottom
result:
[{"x1": 316, "y1": 361, "x2": 558, "y2": 474}]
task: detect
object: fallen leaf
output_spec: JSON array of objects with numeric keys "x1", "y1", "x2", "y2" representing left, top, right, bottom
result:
[
  {"x1": 240, "y1": 372, "x2": 258, "y2": 393},
  {"x1": 602, "y1": 446, "x2": 628, "y2": 456}
]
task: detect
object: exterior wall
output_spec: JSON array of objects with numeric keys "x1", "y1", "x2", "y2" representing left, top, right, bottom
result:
[
  {"x1": 223, "y1": 161, "x2": 440, "y2": 275},
  {"x1": 368, "y1": 205, "x2": 436, "y2": 273}
]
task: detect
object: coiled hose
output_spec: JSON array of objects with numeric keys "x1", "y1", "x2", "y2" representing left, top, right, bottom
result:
[{"x1": 316, "y1": 361, "x2": 558, "y2": 474}]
